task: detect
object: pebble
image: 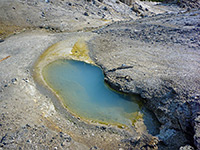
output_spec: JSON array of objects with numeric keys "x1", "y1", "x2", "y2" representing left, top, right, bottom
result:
[
  {"x1": 41, "y1": 12, "x2": 45, "y2": 17},
  {"x1": 100, "y1": 126, "x2": 106, "y2": 130},
  {"x1": 83, "y1": 12, "x2": 89, "y2": 16},
  {"x1": 125, "y1": 75, "x2": 132, "y2": 82},
  {"x1": 27, "y1": 139, "x2": 31, "y2": 143},
  {"x1": 11, "y1": 78, "x2": 17, "y2": 84},
  {"x1": 66, "y1": 137, "x2": 71, "y2": 142},
  {"x1": 103, "y1": 6, "x2": 108, "y2": 11},
  {"x1": 23, "y1": 78, "x2": 29, "y2": 83}
]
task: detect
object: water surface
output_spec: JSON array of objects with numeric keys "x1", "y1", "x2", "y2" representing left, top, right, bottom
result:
[{"x1": 43, "y1": 60, "x2": 142, "y2": 126}]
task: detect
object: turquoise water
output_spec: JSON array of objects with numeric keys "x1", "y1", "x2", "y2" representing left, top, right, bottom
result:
[{"x1": 42, "y1": 60, "x2": 142, "y2": 126}]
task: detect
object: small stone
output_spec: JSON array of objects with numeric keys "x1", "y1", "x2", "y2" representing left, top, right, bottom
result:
[
  {"x1": 23, "y1": 78, "x2": 29, "y2": 83},
  {"x1": 90, "y1": 146, "x2": 98, "y2": 150},
  {"x1": 179, "y1": 145, "x2": 194, "y2": 150},
  {"x1": 125, "y1": 75, "x2": 132, "y2": 82},
  {"x1": 27, "y1": 139, "x2": 31, "y2": 143},
  {"x1": 83, "y1": 12, "x2": 89, "y2": 16},
  {"x1": 11, "y1": 78, "x2": 17, "y2": 84},
  {"x1": 41, "y1": 12, "x2": 45, "y2": 17},
  {"x1": 103, "y1": 6, "x2": 108, "y2": 11},
  {"x1": 26, "y1": 124, "x2": 31, "y2": 128},
  {"x1": 66, "y1": 137, "x2": 71, "y2": 142},
  {"x1": 100, "y1": 126, "x2": 106, "y2": 130},
  {"x1": 45, "y1": 0, "x2": 49, "y2": 3},
  {"x1": 0, "y1": 39, "x2": 4, "y2": 43}
]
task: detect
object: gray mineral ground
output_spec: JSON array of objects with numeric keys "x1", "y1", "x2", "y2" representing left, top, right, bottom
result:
[{"x1": 0, "y1": 0, "x2": 200, "y2": 150}]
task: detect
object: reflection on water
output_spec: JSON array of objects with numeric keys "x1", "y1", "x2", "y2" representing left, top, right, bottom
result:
[{"x1": 43, "y1": 59, "x2": 160, "y2": 132}]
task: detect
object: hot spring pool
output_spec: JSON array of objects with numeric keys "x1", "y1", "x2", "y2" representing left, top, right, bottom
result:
[{"x1": 42, "y1": 59, "x2": 145, "y2": 126}]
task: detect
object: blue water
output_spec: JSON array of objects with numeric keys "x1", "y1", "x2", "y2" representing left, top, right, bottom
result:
[{"x1": 42, "y1": 60, "x2": 142, "y2": 126}]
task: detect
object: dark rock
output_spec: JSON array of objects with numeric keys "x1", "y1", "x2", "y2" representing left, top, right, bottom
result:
[
  {"x1": 66, "y1": 137, "x2": 71, "y2": 142},
  {"x1": 83, "y1": 12, "x2": 89, "y2": 16},
  {"x1": 103, "y1": 6, "x2": 108, "y2": 11},
  {"x1": 0, "y1": 134, "x2": 7, "y2": 143},
  {"x1": 0, "y1": 40, "x2": 4, "y2": 43},
  {"x1": 100, "y1": 126, "x2": 106, "y2": 130},
  {"x1": 90, "y1": 146, "x2": 98, "y2": 150},
  {"x1": 26, "y1": 124, "x2": 31, "y2": 128},
  {"x1": 41, "y1": 12, "x2": 45, "y2": 17},
  {"x1": 11, "y1": 78, "x2": 17, "y2": 84}
]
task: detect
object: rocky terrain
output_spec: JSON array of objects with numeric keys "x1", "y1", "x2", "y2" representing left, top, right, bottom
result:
[
  {"x1": 89, "y1": 9, "x2": 200, "y2": 149},
  {"x1": 0, "y1": 0, "x2": 199, "y2": 150}
]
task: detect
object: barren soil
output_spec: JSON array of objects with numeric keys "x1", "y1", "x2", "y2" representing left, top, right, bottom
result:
[{"x1": 0, "y1": 0, "x2": 199, "y2": 150}]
